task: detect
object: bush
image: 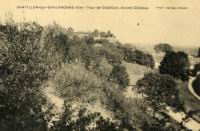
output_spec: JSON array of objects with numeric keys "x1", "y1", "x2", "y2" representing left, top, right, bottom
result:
[
  {"x1": 159, "y1": 51, "x2": 190, "y2": 81},
  {"x1": 192, "y1": 75, "x2": 200, "y2": 96}
]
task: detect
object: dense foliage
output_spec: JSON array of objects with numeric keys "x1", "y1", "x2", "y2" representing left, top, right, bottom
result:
[
  {"x1": 192, "y1": 74, "x2": 200, "y2": 96},
  {"x1": 133, "y1": 50, "x2": 155, "y2": 69},
  {"x1": 43, "y1": 23, "x2": 71, "y2": 63},
  {"x1": 198, "y1": 47, "x2": 200, "y2": 57},
  {"x1": 154, "y1": 43, "x2": 173, "y2": 53},
  {"x1": 109, "y1": 64, "x2": 130, "y2": 89},
  {"x1": 52, "y1": 63, "x2": 112, "y2": 102},
  {"x1": 192, "y1": 63, "x2": 200, "y2": 76},
  {"x1": 136, "y1": 73, "x2": 184, "y2": 112},
  {"x1": 0, "y1": 21, "x2": 59, "y2": 131},
  {"x1": 50, "y1": 102, "x2": 119, "y2": 131},
  {"x1": 118, "y1": 44, "x2": 155, "y2": 68},
  {"x1": 159, "y1": 51, "x2": 190, "y2": 81}
]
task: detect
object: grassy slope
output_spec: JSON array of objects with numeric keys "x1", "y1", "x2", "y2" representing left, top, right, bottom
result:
[
  {"x1": 122, "y1": 61, "x2": 153, "y2": 85},
  {"x1": 122, "y1": 61, "x2": 153, "y2": 99}
]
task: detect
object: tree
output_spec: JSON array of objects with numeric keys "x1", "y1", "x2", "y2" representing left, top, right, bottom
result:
[
  {"x1": 117, "y1": 44, "x2": 136, "y2": 62},
  {"x1": 154, "y1": 43, "x2": 173, "y2": 53},
  {"x1": 141, "y1": 114, "x2": 177, "y2": 131},
  {"x1": 98, "y1": 45, "x2": 123, "y2": 65},
  {"x1": 50, "y1": 102, "x2": 120, "y2": 131},
  {"x1": 193, "y1": 63, "x2": 200, "y2": 76},
  {"x1": 83, "y1": 35, "x2": 95, "y2": 45},
  {"x1": 106, "y1": 30, "x2": 113, "y2": 37},
  {"x1": 53, "y1": 63, "x2": 104, "y2": 102},
  {"x1": 109, "y1": 64, "x2": 129, "y2": 89},
  {"x1": 91, "y1": 58, "x2": 113, "y2": 79},
  {"x1": 100, "y1": 31, "x2": 106, "y2": 38},
  {"x1": 192, "y1": 74, "x2": 200, "y2": 96},
  {"x1": 93, "y1": 29, "x2": 100, "y2": 37},
  {"x1": 159, "y1": 51, "x2": 190, "y2": 81},
  {"x1": 134, "y1": 50, "x2": 155, "y2": 68},
  {"x1": 43, "y1": 23, "x2": 70, "y2": 62},
  {"x1": 104, "y1": 86, "x2": 151, "y2": 130},
  {"x1": 66, "y1": 27, "x2": 74, "y2": 37},
  {"x1": 0, "y1": 21, "x2": 57, "y2": 130},
  {"x1": 198, "y1": 47, "x2": 200, "y2": 57},
  {"x1": 136, "y1": 73, "x2": 184, "y2": 112},
  {"x1": 68, "y1": 39, "x2": 97, "y2": 64},
  {"x1": 120, "y1": 47, "x2": 155, "y2": 68}
]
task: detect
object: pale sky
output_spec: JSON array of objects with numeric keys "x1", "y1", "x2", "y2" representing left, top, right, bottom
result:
[{"x1": 0, "y1": 0, "x2": 200, "y2": 47}]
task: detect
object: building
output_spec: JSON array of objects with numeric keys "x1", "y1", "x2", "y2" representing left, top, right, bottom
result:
[
  {"x1": 94, "y1": 36, "x2": 117, "y2": 44},
  {"x1": 74, "y1": 32, "x2": 89, "y2": 38},
  {"x1": 74, "y1": 31, "x2": 117, "y2": 44}
]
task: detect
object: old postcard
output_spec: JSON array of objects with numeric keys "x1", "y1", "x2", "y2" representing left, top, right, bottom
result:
[{"x1": 0, "y1": 0, "x2": 200, "y2": 130}]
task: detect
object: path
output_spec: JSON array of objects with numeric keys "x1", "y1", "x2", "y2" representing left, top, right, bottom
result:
[
  {"x1": 44, "y1": 83, "x2": 64, "y2": 113},
  {"x1": 166, "y1": 107, "x2": 200, "y2": 131}
]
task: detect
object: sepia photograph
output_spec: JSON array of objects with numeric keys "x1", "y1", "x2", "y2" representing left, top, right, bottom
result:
[{"x1": 0, "y1": 0, "x2": 200, "y2": 130}]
